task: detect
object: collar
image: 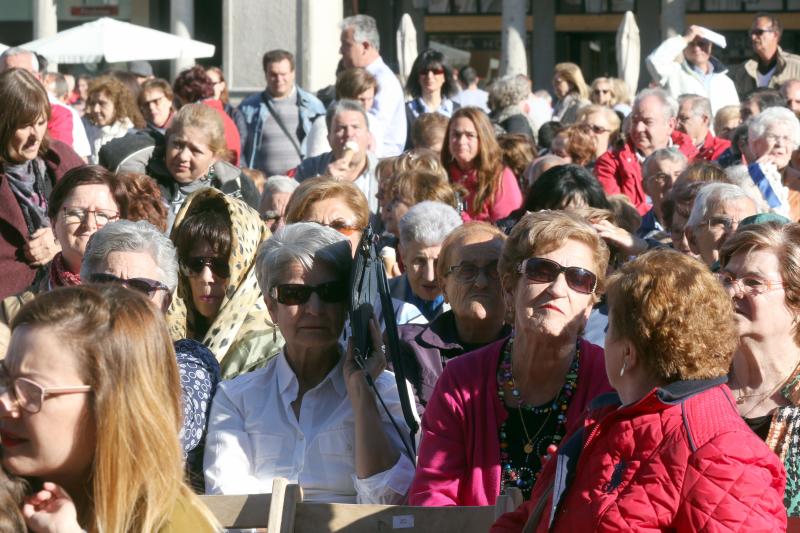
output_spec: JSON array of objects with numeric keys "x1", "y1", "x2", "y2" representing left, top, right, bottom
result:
[
  {"x1": 689, "y1": 61, "x2": 714, "y2": 76},
  {"x1": 275, "y1": 348, "x2": 347, "y2": 399},
  {"x1": 419, "y1": 311, "x2": 464, "y2": 350}
]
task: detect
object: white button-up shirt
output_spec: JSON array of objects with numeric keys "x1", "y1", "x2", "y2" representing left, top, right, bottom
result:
[
  {"x1": 203, "y1": 351, "x2": 416, "y2": 504},
  {"x1": 365, "y1": 56, "x2": 407, "y2": 157}
]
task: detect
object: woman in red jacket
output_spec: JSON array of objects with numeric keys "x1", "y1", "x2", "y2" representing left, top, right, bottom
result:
[
  {"x1": 492, "y1": 248, "x2": 786, "y2": 532},
  {"x1": 441, "y1": 107, "x2": 522, "y2": 223}
]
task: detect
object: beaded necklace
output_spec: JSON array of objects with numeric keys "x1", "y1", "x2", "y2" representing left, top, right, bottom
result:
[{"x1": 496, "y1": 337, "x2": 580, "y2": 497}]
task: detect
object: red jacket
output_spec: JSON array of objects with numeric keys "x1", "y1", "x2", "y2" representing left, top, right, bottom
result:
[
  {"x1": 695, "y1": 131, "x2": 731, "y2": 162},
  {"x1": 594, "y1": 131, "x2": 697, "y2": 216},
  {"x1": 492, "y1": 379, "x2": 787, "y2": 533},
  {"x1": 46, "y1": 104, "x2": 74, "y2": 148},
  {"x1": 0, "y1": 140, "x2": 83, "y2": 299},
  {"x1": 448, "y1": 164, "x2": 523, "y2": 223},
  {"x1": 408, "y1": 337, "x2": 612, "y2": 507},
  {"x1": 203, "y1": 99, "x2": 241, "y2": 167}
]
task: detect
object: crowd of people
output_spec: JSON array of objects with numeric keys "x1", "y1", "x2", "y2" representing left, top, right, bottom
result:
[{"x1": 1, "y1": 9, "x2": 800, "y2": 532}]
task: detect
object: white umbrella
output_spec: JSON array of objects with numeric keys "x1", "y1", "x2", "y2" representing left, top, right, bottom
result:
[
  {"x1": 396, "y1": 13, "x2": 417, "y2": 87},
  {"x1": 0, "y1": 42, "x2": 8, "y2": 54},
  {"x1": 616, "y1": 11, "x2": 640, "y2": 96},
  {"x1": 20, "y1": 17, "x2": 215, "y2": 64}
]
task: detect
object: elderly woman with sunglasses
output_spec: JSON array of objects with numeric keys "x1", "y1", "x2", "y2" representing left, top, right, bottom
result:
[
  {"x1": 166, "y1": 188, "x2": 280, "y2": 380},
  {"x1": 203, "y1": 222, "x2": 416, "y2": 502},
  {"x1": 719, "y1": 221, "x2": 800, "y2": 516},
  {"x1": 409, "y1": 211, "x2": 613, "y2": 506}
]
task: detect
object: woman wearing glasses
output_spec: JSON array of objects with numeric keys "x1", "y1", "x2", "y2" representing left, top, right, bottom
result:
[
  {"x1": 577, "y1": 104, "x2": 621, "y2": 160},
  {"x1": 167, "y1": 188, "x2": 279, "y2": 380},
  {"x1": 204, "y1": 222, "x2": 416, "y2": 502},
  {"x1": 409, "y1": 211, "x2": 613, "y2": 506},
  {"x1": 720, "y1": 221, "x2": 800, "y2": 516},
  {"x1": 0, "y1": 68, "x2": 83, "y2": 300},
  {"x1": 2, "y1": 285, "x2": 218, "y2": 531},
  {"x1": 397, "y1": 222, "x2": 511, "y2": 412}
]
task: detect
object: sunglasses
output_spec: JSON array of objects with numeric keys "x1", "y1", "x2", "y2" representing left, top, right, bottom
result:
[
  {"x1": 270, "y1": 282, "x2": 348, "y2": 305},
  {"x1": 420, "y1": 68, "x2": 445, "y2": 76},
  {"x1": 750, "y1": 28, "x2": 776, "y2": 37},
  {"x1": 180, "y1": 256, "x2": 231, "y2": 278},
  {"x1": 517, "y1": 257, "x2": 597, "y2": 294},
  {"x1": 586, "y1": 124, "x2": 611, "y2": 134},
  {"x1": 315, "y1": 220, "x2": 363, "y2": 237},
  {"x1": 88, "y1": 272, "x2": 170, "y2": 298}
]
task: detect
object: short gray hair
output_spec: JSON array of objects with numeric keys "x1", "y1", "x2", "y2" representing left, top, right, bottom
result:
[
  {"x1": 341, "y1": 15, "x2": 380, "y2": 51},
  {"x1": 264, "y1": 175, "x2": 299, "y2": 196},
  {"x1": 634, "y1": 87, "x2": 678, "y2": 121},
  {"x1": 686, "y1": 183, "x2": 759, "y2": 228},
  {"x1": 399, "y1": 201, "x2": 462, "y2": 247},
  {"x1": 488, "y1": 74, "x2": 529, "y2": 111},
  {"x1": 642, "y1": 147, "x2": 688, "y2": 177},
  {"x1": 80, "y1": 220, "x2": 179, "y2": 292},
  {"x1": 748, "y1": 106, "x2": 800, "y2": 151},
  {"x1": 678, "y1": 94, "x2": 712, "y2": 119},
  {"x1": 255, "y1": 222, "x2": 352, "y2": 294},
  {"x1": 0, "y1": 47, "x2": 38, "y2": 73},
  {"x1": 326, "y1": 98, "x2": 369, "y2": 131}
]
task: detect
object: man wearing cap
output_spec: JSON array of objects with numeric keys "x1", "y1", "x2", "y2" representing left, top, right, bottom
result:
[
  {"x1": 127, "y1": 61, "x2": 154, "y2": 84},
  {"x1": 646, "y1": 25, "x2": 738, "y2": 117},
  {"x1": 732, "y1": 14, "x2": 800, "y2": 98}
]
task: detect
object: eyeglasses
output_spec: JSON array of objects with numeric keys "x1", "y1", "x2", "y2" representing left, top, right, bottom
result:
[
  {"x1": 61, "y1": 207, "x2": 119, "y2": 227},
  {"x1": 0, "y1": 365, "x2": 91, "y2": 414},
  {"x1": 420, "y1": 68, "x2": 445, "y2": 76},
  {"x1": 688, "y1": 39, "x2": 712, "y2": 48},
  {"x1": 447, "y1": 261, "x2": 499, "y2": 283},
  {"x1": 704, "y1": 216, "x2": 739, "y2": 233},
  {"x1": 586, "y1": 124, "x2": 611, "y2": 134},
  {"x1": 180, "y1": 256, "x2": 231, "y2": 278},
  {"x1": 517, "y1": 257, "x2": 597, "y2": 294},
  {"x1": 315, "y1": 220, "x2": 363, "y2": 237},
  {"x1": 88, "y1": 272, "x2": 170, "y2": 298},
  {"x1": 750, "y1": 28, "x2": 776, "y2": 37},
  {"x1": 269, "y1": 282, "x2": 348, "y2": 305},
  {"x1": 764, "y1": 133, "x2": 794, "y2": 146},
  {"x1": 716, "y1": 272, "x2": 784, "y2": 297}
]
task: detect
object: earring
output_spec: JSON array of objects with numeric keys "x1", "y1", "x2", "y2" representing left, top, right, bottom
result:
[{"x1": 619, "y1": 360, "x2": 627, "y2": 377}]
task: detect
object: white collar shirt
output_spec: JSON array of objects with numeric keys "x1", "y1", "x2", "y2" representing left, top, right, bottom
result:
[{"x1": 365, "y1": 56, "x2": 407, "y2": 157}]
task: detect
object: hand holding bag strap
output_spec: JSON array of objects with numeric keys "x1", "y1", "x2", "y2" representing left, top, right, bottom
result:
[{"x1": 263, "y1": 94, "x2": 304, "y2": 159}]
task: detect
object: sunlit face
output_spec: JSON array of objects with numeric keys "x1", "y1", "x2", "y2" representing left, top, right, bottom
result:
[
  {"x1": 749, "y1": 123, "x2": 797, "y2": 170},
  {"x1": 401, "y1": 241, "x2": 442, "y2": 302},
  {"x1": 750, "y1": 17, "x2": 780, "y2": 60},
  {"x1": 0, "y1": 325, "x2": 95, "y2": 487},
  {"x1": 683, "y1": 38, "x2": 712, "y2": 67},
  {"x1": 96, "y1": 250, "x2": 172, "y2": 312},
  {"x1": 7, "y1": 114, "x2": 47, "y2": 163},
  {"x1": 206, "y1": 69, "x2": 225, "y2": 100},
  {"x1": 265, "y1": 59, "x2": 295, "y2": 99},
  {"x1": 676, "y1": 100, "x2": 708, "y2": 143},
  {"x1": 630, "y1": 95, "x2": 675, "y2": 156},
  {"x1": 381, "y1": 197, "x2": 410, "y2": 237},
  {"x1": 357, "y1": 86, "x2": 376, "y2": 111},
  {"x1": 260, "y1": 191, "x2": 293, "y2": 234},
  {"x1": 186, "y1": 241, "x2": 229, "y2": 320},
  {"x1": 140, "y1": 89, "x2": 172, "y2": 128},
  {"x1": 553, "y1": 75, "x2": 571, "y2": 99},
  {"x1": 643, "y1": 157, "x2": 686, "y2": 222},
  {"x1": 304, "y1": 197, "x2": 363, "y2": 252},
  {"x1": 52, "y1": 184, "x2": 120, "y2": 274},
  {"x1": 590, "y1": 82, "x2": 612, "y2": 105},
  {"x1": 165, "y1": 126, "x2": 219, "y2": 183},
  {"x1": 328, "y1": 110, "x2": 370, "y2": 166},
  {"x1": 582, "y1": 111, "x2": 613, "y2": 155},
  {"x1": 688, "y1": 198, "x2": 757, "y2": 267},
  {"x1": 783, "y1": 82, "x2": 800, "y2": 118},
  {"x1": 448, "y1": 116, "x2": 480, "y2": 169},
  {"x1": 506, "y1": 239, "x2": 596, "y2": 340},
  {"x1": 716, "y1": 117, "x2": 741, "y2": 140},
  {"x1": 419, "y1": 64, "x2": 446, "y2": 97},
  {"x1": 339, "y1": 28, "x2": 368, "y2": 69},
  {"x1": 441, "y1": 233, "x2": 504, "y2": 324},
  {"x1": 86, "y1": 91, "x2": 116, "y2": 127}
]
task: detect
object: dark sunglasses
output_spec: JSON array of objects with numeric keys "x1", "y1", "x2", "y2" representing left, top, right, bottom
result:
[
  {"x1": 180, "y1": 256, "x2": 231, "y2": 278},
  {"x1": 750, "y1": 28, "x2": 775, "y2": 37},
  {"x1": 517, "y1": 257, "x2": 597, "y2": 294},
  {"x1": 88, "y1": 272, "x2": 170, "y2": 298},
  {"x1": 270, "y1": 282, "x2": 348, "y2": 305},
  {"x1": 420, "y1": 68, "x2": 445, "y2": 76}
]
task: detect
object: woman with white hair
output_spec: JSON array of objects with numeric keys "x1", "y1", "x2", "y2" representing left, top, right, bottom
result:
[
  {"x1": 259, "y1": 175, "x2": 299, "y2": 233},
  {"x1": 746, "y1": 106, "x2": 800, "y2": 219},
  {"x1": 488, "y1": 75, "x2": 535, "y2": 139},
  {"x1": 204, "y1": 222, "x2": 415, "y2": 503},
  {"x1": 390, "y1": 201, "x2": 463, "y2": 321}
]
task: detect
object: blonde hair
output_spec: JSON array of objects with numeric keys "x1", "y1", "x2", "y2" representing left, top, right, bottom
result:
[
  {"x1": 576, "y1": 104, "x2": 621, "y2": 133},
  {"x1": 554, "y1": 63, "x2": 589, "y2": 101},
  {"x1": 11, "y1": 286, "x2": 218, "y2": 532},
  {"x1": 284, "y1": 176, "x2": 370, "y2": 230},
  {"x1": 713, "y1": 105, "x2": 741, "y2": 135},
  {"x1": 437, "y1": 222, "x2": 506, "y2": 280},
  {"x1": 167, "y1": 103, "x2": 228, "y2": 158}
]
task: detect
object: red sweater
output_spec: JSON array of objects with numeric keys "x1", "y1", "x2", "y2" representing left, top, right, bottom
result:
[
  {"x1": 203, "y1": 98, "x2": 241, "y2": 166},
  {"x1": 492, "y1": 381, "x2": 786, "y2": 532},
  {"x1": 695, "y1": 131, "x2": 731, "y2": 162},
  {"x1": 408, "y1": 337, "x2": 612, "y2": 507},
  {"x1": 448, "y1": 164, "x2": 522, "y2": 223}
]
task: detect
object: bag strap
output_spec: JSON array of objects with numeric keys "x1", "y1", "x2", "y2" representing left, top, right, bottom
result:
[{"x1": 263, "y1": 94, "x2": 303, "y2": 159}]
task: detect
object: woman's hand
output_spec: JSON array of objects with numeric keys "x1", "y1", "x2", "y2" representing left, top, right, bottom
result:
[
  {"x1": 592, "y1": 219, "x2": 647, "y2": 257},
  {"x1": 24, "y1": 227, "x2": 61, "y2": 267},
  {"x1": 344, "y1": 316, "x2": 386, "y2": 394},
  {"x1": 22, "y1": 482, "x2": 83, "y2": 533}
]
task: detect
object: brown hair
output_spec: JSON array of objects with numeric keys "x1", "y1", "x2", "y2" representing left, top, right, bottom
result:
[
  {"x1": 554, "y1": 63, "x2": 589, "y2": 100},
  {"x1": 284, "y1": 176, "x2": 369, "y2": 230},
  {"x1": 391, "y1": 170, "x2": 457, "y2": 208},
  {"x1": 497, "y1": 133, "x2": 535, "y2": 180},
  {"x1": 441, "y1": 107, "x2": 505, "y2": 218},
  {"x1": 174, "y1": 194, "x2": 233, "y2": 263},
  {"x1": 0, "y1": 68, "x2": 51, "y2": 162},
  {"x1": 720, "y1": 222, "x2": 800, "y2": 344},
  {"x1": 335, "y1": 67, "x2": 378, "y2": 100},
  {"x1": 411, "y1": 112, "x2": 450, "y2": 151},
  {"x1": 205, "y1": 66, "x2": 230, "y2": 104},
  {"x1": 11, "y1": 286, "x2": 218, "y2": 532},
  {"x1": 559, "y1": 124, "x2": 596, "y2": 166},
  {"x1": 395, "y1": 148, "x2": 448, "y2": 180},
  {"x1": 47, "y1": 165, "x2": 126, "y2": 220},
  {"x1": 262, "y1": 49, "x2": 295, "y2": 71},
  {"x1": 437, "y1": 221, "x2": 506, "y2": 280},
  {"x1": 674, "y1": 161, "x2": 727, "y2": 186},
  {"x1": 577, "y1": 104, "x2": 622, "y2": 133},
  {"x1": 606, "y1": 194, "x2": 642, "y2": 235},
  {"x1": 499, "y1": 210, "x2": 610, "y2": 299},
  {"x1": 606, "y1": 248, "x2": 737, "y2": 381},
  {"x1": 87, "y1": 75, "x2": 145, "y2": 129},
  {"x1": 115, "y1": 172, "x2": 169, "y2": 232},
  {"x1": 138, "y1": 78, "x2": 174, "y2": 107}
]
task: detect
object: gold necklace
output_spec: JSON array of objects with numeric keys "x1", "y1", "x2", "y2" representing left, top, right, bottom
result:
[{"x1": 517, "y1": 404, "x2": 554, "y2": 456}]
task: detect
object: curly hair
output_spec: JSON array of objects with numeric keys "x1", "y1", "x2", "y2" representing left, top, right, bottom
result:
[
  {"x1": 390, "y1": 170, "x2": 457, "y2": 209},
  {"x1": 488, "y1": 75, "x2": 530, "y2": 112},
  {"x1": 87, "y1": 75, "x2": 145, "y2": 128},
  {"x1": 411, "y1": 112, "x2": 450, "y2": 152},
  {"x1": 559, "y1": 124, "x2": 597, "y2": 166},
  {"x1": 284, "y1": 176, "x2": 369, "y2": 231},
  {"x1": 173, "y1": 65, "x2": 214, "y2": 104},
  {"x1": 396, "y1": 147, "x2": 448, "y2": 181},
  {"x1": 720, "y1": 222, "x2": 800, "y2": 345},
  {"x1": 497, "y1": 133, "x2": 535, "y2": 180},
  {"x1": 606, "y1": 248, "x2": 737, "y2": 381},
  {"x1": 115, "y1": 172, "x2": 169, "y2": 232}
]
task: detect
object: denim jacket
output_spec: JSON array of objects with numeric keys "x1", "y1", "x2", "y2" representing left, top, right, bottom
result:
[{"x1": 237, "y1": 86, "x2": 325, "y2": 169}]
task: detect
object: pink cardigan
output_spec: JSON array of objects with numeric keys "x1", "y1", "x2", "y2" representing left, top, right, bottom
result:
[
  {"x1": 408, "y1": 336, "x2": 612, "y2": 507},
  {"x1": 449, "y1": 165, "x2": 522, "y2": 223}
]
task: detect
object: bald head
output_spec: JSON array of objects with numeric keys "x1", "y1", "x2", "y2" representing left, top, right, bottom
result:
[{"x1": 781, "y1": 79, "x2": 800, "y2": 119}]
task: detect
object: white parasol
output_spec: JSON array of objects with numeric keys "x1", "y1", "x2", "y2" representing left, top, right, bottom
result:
[
  {"x1": 396, "y1": 13, "x2": 418, "y2": 87},
  {"x1": 616, "y1": 11, "x2": 640, "y2": 96}
]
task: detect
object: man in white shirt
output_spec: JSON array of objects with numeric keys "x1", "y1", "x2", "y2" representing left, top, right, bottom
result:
[
  {"x1": 339, "y1": 15, "x2": 406, "y2": 157},
  {"x1": 451, "y1": 66, "x2": 489, "y2": 113}
]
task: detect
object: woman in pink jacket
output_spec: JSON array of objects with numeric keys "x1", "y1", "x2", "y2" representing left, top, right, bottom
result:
[
  {"x1": 492, "y1": 249, "x2": 786, "y2": 532},
  {"x1": 408, "y1": 211, "x2": 613, "y2": 506},
  {"x1": 441, "y1": 107, "x2": 522, "y2": 223}
]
